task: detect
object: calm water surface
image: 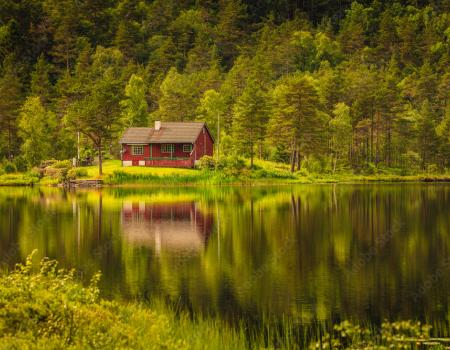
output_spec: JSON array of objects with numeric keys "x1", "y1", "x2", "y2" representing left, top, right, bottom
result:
[{"x1": 0, "y1": 184, "x2": 449, "y2": 326}]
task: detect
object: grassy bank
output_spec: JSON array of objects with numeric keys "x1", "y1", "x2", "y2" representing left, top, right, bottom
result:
[
  {"x1": 1, "y1": 159, "x2": 449, "y2": 186},
  {"x1": 1, "y1": 254, "x2": 450, "y2": 349},
  {"x1": 0, "y1": 172, "x2": 39, "y2": 186},
  {"x1": 79, "y1": 160, "x2": 450, "y2": 185}
]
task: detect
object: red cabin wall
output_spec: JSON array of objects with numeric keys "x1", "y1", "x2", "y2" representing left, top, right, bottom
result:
[
  {"x1": 193, "y1": 126, "x2": 214, "y2": 161},
  {"x1": 122, "y1": 144, "x2": 150, "y2": 165},
  {"x1": 150, "y1": 143, "x2": 192, "y2": 158}
]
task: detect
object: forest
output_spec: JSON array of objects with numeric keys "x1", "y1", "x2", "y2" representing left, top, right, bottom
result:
[{"x1": 0, "y1": 0, "x2": 449, "y2": 174}]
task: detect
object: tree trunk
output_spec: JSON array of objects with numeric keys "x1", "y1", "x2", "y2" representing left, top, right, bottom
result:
[
  {"x1": 290, "y1": 149, "x2": 297, "y2": 173},
  {"x1": 370, "y1": 109, "x2": 374, "y2": 164},
  {"x1": 98, "y1": 140, "x2": 103, "y2": 177},
  {"x1": 296, "y1": 151, "x2": 301, "y2": 171},
  {"x1": 7, "y1": 122, "x2": 12, "y2": 161}
]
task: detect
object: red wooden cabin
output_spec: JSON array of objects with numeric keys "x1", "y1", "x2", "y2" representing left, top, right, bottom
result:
[{"x1": 119, "y1": 121, "x2": 214, "y2": 168}]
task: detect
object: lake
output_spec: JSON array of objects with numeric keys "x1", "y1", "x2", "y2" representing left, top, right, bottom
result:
[{"x1": 0, "y1": 184, "x2": 449, "y2": 328}]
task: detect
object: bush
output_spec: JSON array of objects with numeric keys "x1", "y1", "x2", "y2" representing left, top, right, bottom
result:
[
  {"x1": 3, "y1": 161, "x2": 17, "y2": 174},
  {"x1": 40, "y1": 160, "x2": 73, "y2": 183},
  {"x1": 67, "y1": 167, "x2": 88, "y2": 180},
  {"x1": 29, "y1": 168, "x2": 43, "y2": 179},
  {"x1": 302, "y1": 155, "x2": 329, "y2": 174},
  {"x1": 40, "y1": 159, "x2": 58, "y2": 168},
  {"x1": 198, "y1": 156, "x2": 216, "y2": 170},
  {"x1": 0, "y1": 252, "x2": 188, "y2": 349},
  {"x1": 52, "y1": 160, "x2": 73, "y2": 169}
]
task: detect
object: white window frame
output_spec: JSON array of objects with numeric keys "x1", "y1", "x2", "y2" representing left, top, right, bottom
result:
[
  {"x1": 183, "y1": 144, "x2": 193, "y2": 153},
  {"x1": 131, "y1": 145, "x2": 144, "y2": 156},
  {"x1": 161, "y1": 144, "x2": 174, "y2": 153}
]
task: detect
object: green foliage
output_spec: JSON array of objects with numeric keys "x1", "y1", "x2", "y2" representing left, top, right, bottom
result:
[
  {"x1": 67, "y1": 167, "x2": 88, "y2": 180},
  {"x1": 120, "y1": 74, "x2": 149, "y2": 127},
  {"x1": 2, "y1": 160, "x2": 17, "y2": 174},
  {"x1": 232, "y1": 77, "x2": 268, "y2": 167},
  {"x1": 197, "y1": 89, "x2": 226, "y2": 140},
  {"x1": 0, "y1": 253, "x2": 188, "y2": 349},
  {"x1": 270, "y1": 73, "x2": 329, "y2": 171},
  {"x1": 41, "y1": 160, "x2": 73, "y2": 183},
  {"x1": 309, "y1": 320, "x2": 435, "y2": 349},
  {"x1": 65, "y1": 47, "x2": 127, "y2": 176},
  {"x1": 19, "y1": 97, "x2": 56, "y2": 168},
  {"x1": 197, "y1": 155, "x2": 216, "y2": 170},
  {"x1": 0, "y1": 0, "x2": 449, "y2": 174}
]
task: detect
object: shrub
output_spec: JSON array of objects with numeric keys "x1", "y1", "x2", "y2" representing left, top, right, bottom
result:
[
  {"x1": 0, "y1": 252, "x2": 188, "y2": 349},
  {"x1": 13, "y1": 155, "x2": 28, "y2": 172},
  {"x1": 302, "y1": 155, "x2": 329, "y2": 174},
  {"x1": 52, "y1": 160, "x2": 73, "y2": 169},
  {"x1": 3, "y1": 161, "x2": 17, "y2": 174},
  {"x1": 40, "y1": 159, "x2": 58, "y2": 168},
  {"x1": 67, "y1": 167, "x2": 88, "y2": 180},
  {"x1": 198, "y1": 156, "x2": 216, "y2": 170},
  {"x1": 29, "y1": 168, "x2": 43, "y2": 179}
]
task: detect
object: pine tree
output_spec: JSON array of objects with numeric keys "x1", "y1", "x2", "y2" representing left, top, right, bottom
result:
[
  {"x1": 417, "y1": 100, "x2": 439, "y2": 169},
  {"x1": 330, "y1": 103, "x2": 352, "y2": 172},
  {"x1": 65, "y1": 47, "x2": 126, "y2": 176},
  {"x1": 270, "y1": 74, "x2": 328, "y2": 172},
  {"x1": 0, "y1": 55, "x2": 22, "y2": 160},
  {"x1": 216, "y1": 0, "x2": 247, "y2": 67},
  {"x1": 232, "y1": 78, "x2": 268, "y2": 168},
  {"x1": 43, "y1": 0, "x2": 81, "y2": 71},
  {"x1": 30, "y1": 55, "x2": 53, "y2": 106}
]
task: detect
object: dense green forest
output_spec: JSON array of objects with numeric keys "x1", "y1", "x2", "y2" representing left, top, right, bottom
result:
[{"x1": 0, "y1": 0, "x2": 449, "y2": 174}]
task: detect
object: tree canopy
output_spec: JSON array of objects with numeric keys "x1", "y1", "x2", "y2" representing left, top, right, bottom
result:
[{"x1": 0, "y1": 0, "x2": 448, "y2": 174}]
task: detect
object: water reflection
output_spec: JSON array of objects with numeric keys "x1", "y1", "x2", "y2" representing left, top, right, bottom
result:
[
  {"x1": 0, "y1": 185, "x2": 449, "y2": 327},
  {"x1": 121, "y1": 202, "x2": 213, "y2": 253}
]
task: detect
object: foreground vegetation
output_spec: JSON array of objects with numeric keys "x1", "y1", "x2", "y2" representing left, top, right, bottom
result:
[
  {"x1": 1, "y1": 159, "x2": 449, "y2": 186},
  {"x1": 1, "y1": 253, "x2": 449, "y2": 349}
]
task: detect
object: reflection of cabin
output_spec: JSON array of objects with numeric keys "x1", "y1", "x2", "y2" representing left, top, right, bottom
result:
[
  {"x1": 119, "y1": 121, "x2": 214, "y2": 168},
  {"x1": 121, "y1": 202, "x2": 213, "y2": 253}
]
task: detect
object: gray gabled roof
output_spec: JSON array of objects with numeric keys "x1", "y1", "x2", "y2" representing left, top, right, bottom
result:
[{"x1": 119, "y1": 122, "x2": 213, "y2": 144}]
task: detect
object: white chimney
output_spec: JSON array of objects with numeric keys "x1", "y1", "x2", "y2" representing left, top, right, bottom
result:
[{"x1": 155, "y1": 121, "x2": 161, "y2": 131}]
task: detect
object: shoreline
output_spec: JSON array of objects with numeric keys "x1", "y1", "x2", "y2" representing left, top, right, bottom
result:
[{"x1": 1, "y1": 173, "x2": 450, "y2": 188}]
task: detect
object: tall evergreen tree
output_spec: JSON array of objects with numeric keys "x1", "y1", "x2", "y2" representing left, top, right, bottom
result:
[
  {"x1": 232, "y1": 78, "x2": 268, "y2": 167},
  {"x1": 65, "y1": 47, "x2": 126, "y2": 176},
  {"x1": 0, "y1": 55, "x2": 22, "y2": 160},
  {"x1": 270, "y1": 74, "x2": 328, "y2": 172}
]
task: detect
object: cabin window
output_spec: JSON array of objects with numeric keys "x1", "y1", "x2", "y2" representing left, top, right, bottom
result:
[
  {"x1": 132, "y1": 145, "x2": 144, "y2": 156},
  {"x1": 183, "y1": 144, "x2": 193, "y2": 153},
  {"x1": 161, "y1": 144, "x2": 174, "y2": 153}
]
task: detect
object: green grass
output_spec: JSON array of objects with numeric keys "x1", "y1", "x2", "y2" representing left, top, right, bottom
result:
[
  {"x1": 0, "y1": 172, "x2": 39, "y2": 186},
  {"x1": 1, "y1": 159, "x2": 449, "y2": 186},
  {"x1": 84, "y1": 160, "x2": 199, "y2": 178},
  {"x1": 1, "y1": 254, "x2": 449, "y2": 349}
]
